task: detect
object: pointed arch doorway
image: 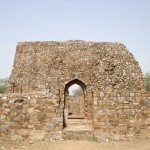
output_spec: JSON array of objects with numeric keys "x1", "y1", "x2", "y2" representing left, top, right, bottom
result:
[{"x1": 63, "y1": 79, "x2": 92, "y2": 129}]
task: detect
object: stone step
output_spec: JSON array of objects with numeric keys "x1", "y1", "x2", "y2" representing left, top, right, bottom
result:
[
  {"x1": 65, "y1": 125, "x2": 92, "y2": 130},
  {"x1": 63, "y1": 128, "x2": 94, "y2": 140},
  {"x1": 66, "y1": 119, "x2": 92, "y2": 126}
]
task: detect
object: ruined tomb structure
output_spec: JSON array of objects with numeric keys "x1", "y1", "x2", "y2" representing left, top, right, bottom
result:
[{"x1": 0, "y1": 40, "x2": 150, "y2": 141}]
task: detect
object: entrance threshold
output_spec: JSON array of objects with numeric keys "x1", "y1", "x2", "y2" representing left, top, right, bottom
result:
[{"x1": 68, "y1": 116, "x2": 84, "y2": 119}]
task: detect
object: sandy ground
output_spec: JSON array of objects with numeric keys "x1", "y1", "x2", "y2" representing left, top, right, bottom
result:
[{"x1": 0, "y1": 139, "x2": 150, "y2": 150}]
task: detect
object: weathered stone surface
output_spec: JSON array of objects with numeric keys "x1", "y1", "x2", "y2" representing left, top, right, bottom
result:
[
  {"x1": 144, "y1": 110, "x2": 150, "y2": 114},
  {"x1": 0, "y1": 40, "x2": 149, "y2": 141},
  {"x1": 20, "y1": 129, "x2": 29, "y2": 139},
  {"x1": 44, "y1": 123, "x2": 54, "y2": 131},
  {"x1": 29, "y1": 131, "x2": 45, "y2": 140},
  {"x1": 8, "y1": 41, "x2": 145, "y2": 93},
  {"x1": 34, "y1": 124, "x2": 43, "y2": 130},
  {"x1": 10, "y1": 123, "x2": 21, "y2": 130},
  {"x1": 63, "y1": 129, "x2": 93, "y2": 140},
  {"x1": 53, "y1": 131, "x2": 62, "y2": 140}
]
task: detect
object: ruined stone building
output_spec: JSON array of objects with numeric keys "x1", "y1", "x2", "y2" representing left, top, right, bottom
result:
[{"x1": 0, "y1": 40, "x2": 150, "y2": 140}]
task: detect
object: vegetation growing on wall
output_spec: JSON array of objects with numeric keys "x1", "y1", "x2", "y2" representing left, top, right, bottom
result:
[
  {"x1": 145, "y1": 72, "x2": 150, "y2": 92},
  {"x1": 0, "y1": 78, "x2": 8, "y2": 93}
]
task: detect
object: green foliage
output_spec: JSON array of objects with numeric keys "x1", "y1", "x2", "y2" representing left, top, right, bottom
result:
[
  {"x1": 72, "y1": 87, "x2": 83, "y2": 96},
  {"x1": 0, "y1": 78, "x2": 8, "y2": 93},
  {"x1": 145, "y1": 72, "x2": 150, "y2": 92}
]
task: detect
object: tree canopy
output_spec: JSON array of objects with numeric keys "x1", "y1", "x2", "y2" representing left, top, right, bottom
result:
[
  {"x1": 144, "y1": 72, "x2": 150, "y2": 92},
  {"x1": 72, "y1": 87, "x2": 84, "y2": 96},
  {"x1": 0, "y1": 78, "x2": 8, "y2": 93}
]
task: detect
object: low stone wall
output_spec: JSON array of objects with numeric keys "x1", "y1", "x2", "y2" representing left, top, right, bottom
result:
[
  {"x1": 67, "y1": 96, "x2": 84, "y2": 116},
  {"x1": 93, "y1": 91, "x2": 150, "y2": 140},
  {"x1": 0, "y1": 91, "x2": 150, "y2": 141},
  {"x1": 0, "y1": 92, "x2": 63, "y2": 141}
]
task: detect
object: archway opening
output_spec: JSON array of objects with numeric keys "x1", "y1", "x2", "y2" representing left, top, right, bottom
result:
[
  {"x1": 65, "y1": 80, "x2": 85, "y2": 118},
  {"x1": 63, "y1": 79, "x2": 92, "y2": 129}
]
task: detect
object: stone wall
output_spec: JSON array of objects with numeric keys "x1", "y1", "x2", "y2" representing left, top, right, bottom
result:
[
  {"x1": 0, "y1": 91, "x2": 63, "y2": 140},
  {"x1": 67, "y1": 96, "x2": 84, "y2": 116},
  {"x1": 1, "y1": 40, "x2": 149, "y2": 141},
  {"x1": 93, "y1": 91, "x2": 150, "y2": 140},
  {"x1": 0, "y1": 91, "x2": 150, "y2": 141},
  {"x1": 8, "y1": 40, "x2": 145, "y2": 93}
]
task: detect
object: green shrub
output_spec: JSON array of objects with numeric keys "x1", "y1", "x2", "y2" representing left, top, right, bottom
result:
[
  {"x1": 0, "y1": 78, "x2": 8, "y2": 93},
  {"x1": 144, "y1": 72, "x2": 150, "y2": 92}
]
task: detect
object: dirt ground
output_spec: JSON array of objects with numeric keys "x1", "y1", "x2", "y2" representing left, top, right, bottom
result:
[{"x1": 0, "y1": 139, "x2": 150, "y2": 150}]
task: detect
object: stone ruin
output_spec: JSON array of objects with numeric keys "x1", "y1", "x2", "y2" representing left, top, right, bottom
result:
[{"x1": 0, "y1": 40, "x2": 150, "y2": 141}]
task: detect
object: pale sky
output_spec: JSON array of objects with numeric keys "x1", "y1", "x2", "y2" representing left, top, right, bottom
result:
[
  {"x1": 68, "y1": 84, "x2": 82, "y2": 96},
  {"x1": 0, "y1": 0, "x2": 150, "y2": 78}
]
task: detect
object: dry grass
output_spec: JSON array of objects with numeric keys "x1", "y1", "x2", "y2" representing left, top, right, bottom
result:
[{"x1": 0, "y1": 138, "x2": 150, "y2": 150}]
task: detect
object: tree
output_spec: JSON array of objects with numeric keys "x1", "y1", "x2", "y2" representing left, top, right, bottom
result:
[
  {"x1": 145, "y1": 72, "x2": 150, "y2": 92},
  {"x1": 0, "y1": 78, "x2": 8, "y2": 93},
  {"x1": 72, "y1": 87, "x2": 83, "y2": 96}
]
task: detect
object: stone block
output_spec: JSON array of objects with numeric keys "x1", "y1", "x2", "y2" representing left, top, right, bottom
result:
[
  {"x1": 110, "y1": 92, "x2": 117, "y2": 97},
  {"x1": 93, "y1": 91, "x2": 99, "y2": 97},
  {"x1": 100, "y1": 92, "x2": 105, "y2": 97},
  {"x1": 0, "y1": 108, "x2": 4, "y2": 113},
  {"x1": 20, "y1": 129, "x2": 29, "y2": 139},
  {"x1": 9, "y1": 111, "x2": 17, "y2": 118},
  {"x1": 0, "y1": 123, "x2": 12, "y2": 131},
  {"x1": 121, "y1": 92, "x2": 129, "y2": 97},
  {"x1": 44, "y1": 123, "x2": 54, "y2": 131},
  {"x1": 29, "y1": 131, "x2": 45, "y2": 140},
  {"x1": 30, "y1": 114, "x2": 38, "y2": 123},
  {"x1": 34, "y1": 124, "x2": 43, "y2": 130},
  {"x1": 28, "y1": 108, "x2": 34, "y2": 114},
  {"x1": 10, "y1": 104, "x2": 16, "y2": 109},
  {"x1": 143, "y1": 110, "x2": 150, "y2": 115},
  {"x1": 28, "y1": 125, "x2": 34, "y2": 129},
  {"x1": 22, "y1": 123, "x2": 28, "y2": 129},
  {"x1": 53, "y1": 131, "x2": 62, "y2": 140},
  {"x1": 10, "y1": 123, "x2": 21, "y2": 130},
  {"x1": 94, "y1": 130, "x2": 109, "y2": 141},
  {"x1": 46, "y1": 106, "x2": 55, "y2": 113},
  {"x1": 30, "y1": 99, "x2": 37, "y2": 105},
  {"x1": 130, "y1": 93, "x2": 135, "y2": 97}
]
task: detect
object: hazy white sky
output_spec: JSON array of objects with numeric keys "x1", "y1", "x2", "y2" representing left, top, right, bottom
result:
[
  {"x1": 0, "y1": 0, "x2": 150, "y2": 78},
  {"x1": 68, "y1": 84, "x2": 82, "y2": 96}
]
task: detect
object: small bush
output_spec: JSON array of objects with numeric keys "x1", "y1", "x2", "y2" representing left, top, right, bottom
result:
[
  {"x1": 144, "y1": 72, "x2": 150, "y2": 92},
  {"x1": 0, "y1": 78, "x2": 8, "y2": 93}
]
